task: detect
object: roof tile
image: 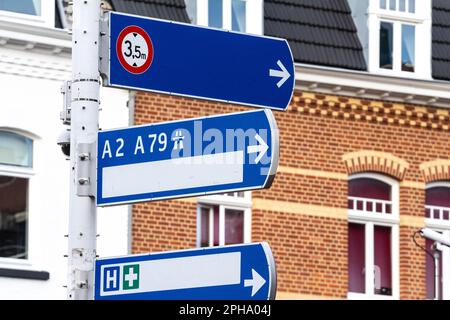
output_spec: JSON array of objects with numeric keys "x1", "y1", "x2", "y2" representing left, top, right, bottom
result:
[
  {"x1": 433, "y1": 0, "x2": 450, "y2": 80},
  {"x1": 110, "y1": 0, "x2": 189, "y2": 22},
  {"x1": 264, "y1": 0, "x2": 366, "y2": 70}
]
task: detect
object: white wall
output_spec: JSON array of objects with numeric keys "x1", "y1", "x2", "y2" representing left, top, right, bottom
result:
[{"x1": 0, "y1": 44, "x2": 130, "y2": 299}]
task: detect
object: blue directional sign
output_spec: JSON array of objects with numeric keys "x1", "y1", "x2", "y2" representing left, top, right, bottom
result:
[
  {"x1": 101, "y1": 11, "x2": 294, "y2": 111},
  {"x1": 97, "y1": 109, "x2": 279, "y2": 206},
  {"x1": 94, "y1": 242, "x2": 276, "y2": 300}
]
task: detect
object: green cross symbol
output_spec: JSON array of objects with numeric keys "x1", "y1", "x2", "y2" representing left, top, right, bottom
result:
[{"x1": 123, "y1": 264, "x2": 139, "y2": 290}]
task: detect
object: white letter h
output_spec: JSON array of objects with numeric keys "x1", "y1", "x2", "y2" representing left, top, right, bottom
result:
[{"x1": 106, "y1": 269, "x2": 117, "y2": 289}]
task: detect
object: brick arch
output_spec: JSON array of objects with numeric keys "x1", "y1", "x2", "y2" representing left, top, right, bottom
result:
[
  {"x1": 419, "y1": 159, "x2": 450, "y2": 183},
  {"x1": 342, "y1": 151, "x2": 409, "y2": 181}
]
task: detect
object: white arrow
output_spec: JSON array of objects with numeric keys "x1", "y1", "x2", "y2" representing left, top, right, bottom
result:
[
  {"x1": 247, "y1": 134, "x2": 268, "y2": 164},
  {"x1": 269, "y1": 60, "x2": 291, "y2": 88},
  {"x1": 244, "y1": 269, "x2": 266, "y2": 297}
]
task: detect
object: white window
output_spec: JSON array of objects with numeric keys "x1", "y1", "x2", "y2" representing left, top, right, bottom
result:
[
  {"x1": 424, "y1": 182, "x2": 450, "y2": 300},
  {"x1": 0, "y1": 0, "x2": 55, "y2": 28},
  {"x1": 197, "y1": 192, "x2": 251, "y2": 247},
  {"x1": 347, "y1": 173, "x2": 400, "y2": 300},
  {"x1": 367, "y1": 0, "x2": 431, "y2": 79},
  {"x1": 0, "y1": 130, "x2": 33, "y2": 263},
  {"x1": 184, "y1": 0, "x2": 263, "y2": 35}
]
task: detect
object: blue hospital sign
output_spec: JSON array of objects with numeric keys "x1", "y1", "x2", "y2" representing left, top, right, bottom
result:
[{"x1": 95, "y1": 242, "x2": 276, "y2": 300}]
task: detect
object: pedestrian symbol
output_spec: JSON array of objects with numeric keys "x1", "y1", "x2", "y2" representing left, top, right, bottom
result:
[{"x1": 123, "y1": 264, "x2": 140, "y2": 290}]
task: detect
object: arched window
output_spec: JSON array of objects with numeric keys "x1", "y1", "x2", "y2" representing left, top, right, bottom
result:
[
  {"x1": 0, "y1": 130, "x2": 33, "y2": 260},
  {"x1": 348, "y1": 178, "x2": 392, "y2": 214},
  {"x1": 425, "y1": 183, "x2": 450, "y2": 300},
  {"x1": 348, "y1": 173, "x2": 399, "y2": 299}
]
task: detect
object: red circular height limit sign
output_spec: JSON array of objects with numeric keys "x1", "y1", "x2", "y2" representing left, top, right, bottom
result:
[{"x1": 116, "y1": 25, "x2": 154, "y2": 74}]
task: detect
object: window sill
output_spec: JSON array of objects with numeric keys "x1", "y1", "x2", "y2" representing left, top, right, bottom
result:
[
  {"x1": 370, "y1": 69, "x2": 432, "y2": 81},
  {"x1": 347, "y1": 292, "x2": 398, "y2": 300},
  {"x1": 0, "y1": 268, "x2": 49, "y2": 281},
  {"x1": 0, "y1": 10, "x2": 47, "y2": 25},
  {"x1": 425, "y1": 219, "x2": 450, "y2": 230},
  {"x1": 348, "y1": 210, "x2": 399, "y2": 224}
]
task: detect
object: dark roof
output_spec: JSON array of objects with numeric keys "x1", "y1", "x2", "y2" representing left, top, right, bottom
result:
[
  {"x1": 264, "y1": 0, "x2": 367, "y2": 71},
  {"x1": 54, "y1": 0, "x2": 450, "y2": 81},
  {"x1": 110, "y1": 0, "x2": 190, "y2": 23},
  {"x1": 432, "y1": 0, "x2": 450, "y2": 81}
]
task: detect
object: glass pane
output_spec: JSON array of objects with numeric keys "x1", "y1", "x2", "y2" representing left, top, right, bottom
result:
[
  {"x1": 380, "y1": 0, "x2": 387, "y2": 9},
  {"x1": 0, "y1": 131, "x2": 32, "y2": 167},
  {"x1": 380, "y1": 22, "x2": 394, "y2": 70},
  {"x1": 402, "y1": 24, "x2": 415, "y2": 72},
  {"x1": 232, "y1": 0, "x2": 246, "y2": 32},
  {"x1": 0, "y1": 176, "x2": 28, "y2": 259},
  {"x1": 408, "y1": 0, "x2": 415, "y2": 13},
  {"x1": 200, "y1": 207, "x2": 210, "y2": 247},
  {"x1": 433, "y1": 209, "x2": 440, "y2": 219},
  {"x1": 0, "y1": 0, "x2": 41, "y2": 16},
  {"x1": 213, "y1": 206, "x2": 219, "y2": 246},
  {"x1": 426, "y1": 238, "x2": 443, "y2": 299},
  {"x1": 374, "y1": 226, "x2": 392, "y2": 295},
  {"x1": 185, "y1": 0, "x2": 197, "y2": 24},
  {"x1": 224, "y1": 209, "x2": 244, "y2": 245},
  {"x1": 385, "y1": 203, "x2": 392, "y2": 214},
  {"x1": 426, "y1": 187, "x2": 450, "y2": 207},
  {"x1": 208, "y1": 0, "x2": 223, "y2": 28},
  {"x1": 349, "y1": 178, "x2": 391, "y2": 201},
  {"x1": 348, "y1": 199, "x2": 354, "y2": 209},
  {"x1": 349, "y1": 223, "x2": 365, "y2": 293},
  {"x1": 399, "y1": 0, "x2": 406, "y2": 11},
  {"x1": 376, "y1": 202, "x2": 383, "y2": 213},
  {"x1": 357, "y1": 200, "x2": 363, "y2": 211},
  {"x1": 389, "y1": 0, "x2": 396, "y2": 10},
  {"x1": 444, "y1": 210, "x2": 449, "y2": 220}
]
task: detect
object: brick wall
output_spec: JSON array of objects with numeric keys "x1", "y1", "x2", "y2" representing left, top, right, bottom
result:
[
  {"x1": 400, "y1": 226, "x2": 427, "y2": 299},
  {"x1": 132, "y1": 200, "x2": 197, "y2": 254},
  {"x1": 252, "y1": 209, "x2": 348, "y2": 298},
  {"x1": 132, "y1": 90, "x2": 450, "y2": 300}
]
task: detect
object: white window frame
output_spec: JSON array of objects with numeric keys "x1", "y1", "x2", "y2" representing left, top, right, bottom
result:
[
  {"x1": 367, "y1": 0, "x2": 432, "y2": 79},
  {"x1": 347, "y1": 173, "x2": 400, "y2": 300},
  {"x1": 0, "y1": 129, "x2": 40, "y2": 270},
  {"x1": 192, "y1": 0, "x2": 263, "y2": 35},
  {"x1": 425, "y1": 181, "x2": 450, "y2": 300},
  {"x1": 0, "y1": 0, "x2": 55, "y2": 28},
  {"x1": 196, "y1": 192, "x2": 252, "y2": 247}
]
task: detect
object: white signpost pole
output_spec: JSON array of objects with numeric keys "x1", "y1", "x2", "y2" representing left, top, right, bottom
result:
[{"x1": 67, "y1": 0, "x2": 100, "y2": 300}]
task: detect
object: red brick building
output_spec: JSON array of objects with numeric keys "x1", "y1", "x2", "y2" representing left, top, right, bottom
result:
[{"x1": 109, "y1": 0, "x2": 450, "y2": 299}]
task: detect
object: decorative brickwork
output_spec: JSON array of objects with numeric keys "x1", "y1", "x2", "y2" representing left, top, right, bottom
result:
[
  {"x1": 419, "y1": 159, "x2": 450, "y2": 183},
  {"x1": 294, "y1": 92, "x2": 450, "y2": 131},
  {"x1": 342, "y1": 150, "x2": 409, "y2": 181}
]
